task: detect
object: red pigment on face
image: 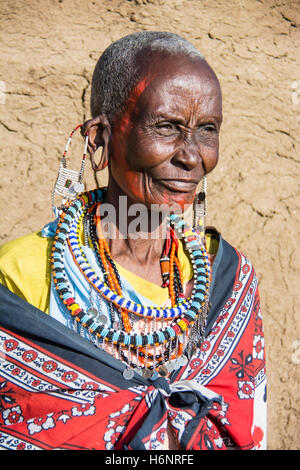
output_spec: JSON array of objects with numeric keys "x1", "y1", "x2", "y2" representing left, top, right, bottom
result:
[
  {"x1": 110, "y1": 73, "x2": 154, "y2": 199},
  {"x1": 117, "y1": 74, "x2": 152, "y2": 138},
  {"x1": 157, "y1": 185, "x2": 197, "y2": 211}
]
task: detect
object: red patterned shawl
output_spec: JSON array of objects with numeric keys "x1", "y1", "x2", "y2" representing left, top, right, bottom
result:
[{"x1": 0, "y1": 241, "x2": 266, "y2": 450}]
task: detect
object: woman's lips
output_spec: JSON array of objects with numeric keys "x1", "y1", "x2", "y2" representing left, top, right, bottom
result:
[{"x1": 157, "y1": 179, "x2": 198, "y2": 193}]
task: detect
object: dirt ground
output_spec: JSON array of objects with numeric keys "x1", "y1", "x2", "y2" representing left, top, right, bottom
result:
[{"x1": 0, "y1": 0, "x2": 299, "y2": 450}]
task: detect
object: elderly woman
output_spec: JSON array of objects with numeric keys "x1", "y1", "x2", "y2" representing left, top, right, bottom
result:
[{"x1": 0, "y1": 32, "x2": 266, "y2": 450}]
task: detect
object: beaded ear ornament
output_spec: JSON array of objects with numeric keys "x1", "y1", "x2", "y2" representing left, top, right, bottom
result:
[
  {"x1": 51, "y1": 124, "x2": 88, "y2": 214},
  {"x1": 193, "y1": 175, "x2": 207, "y2": 244}
]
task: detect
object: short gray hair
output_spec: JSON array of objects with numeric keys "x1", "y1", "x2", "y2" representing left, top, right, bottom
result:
[{"x1": 90, "y1": 31, "x2": 205, "y2": 122}]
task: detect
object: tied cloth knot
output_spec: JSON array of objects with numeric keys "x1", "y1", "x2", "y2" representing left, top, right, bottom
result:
[
  {"x1": 153, "y1": 377, "x2": 222, "y2": 410},
  {"x1": 126, "y1": 377, "x2": 223, "y2": 449}
]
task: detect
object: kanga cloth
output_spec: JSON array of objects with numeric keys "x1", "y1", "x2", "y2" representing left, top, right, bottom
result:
[{"x1": 0, "y1": 236, "x2": 267, "y2": 450}]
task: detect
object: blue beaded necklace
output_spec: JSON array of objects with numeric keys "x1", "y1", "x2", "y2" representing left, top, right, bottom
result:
[{"x1": 51, "y1": 189, "x2": 211, "y2": 376}]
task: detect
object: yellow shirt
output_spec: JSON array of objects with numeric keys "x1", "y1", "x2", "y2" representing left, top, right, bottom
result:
[{"x1": 0, "y1": 232, "x2": 53, "y2": 313}]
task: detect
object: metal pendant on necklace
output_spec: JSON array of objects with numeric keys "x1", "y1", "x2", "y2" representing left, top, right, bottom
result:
[
  {"x1": 142, "y1": 368, "x2": 153, "y2": 380},
  {"x1": 123, "y1": 367, "x2": 135, "y2": 380},
  {"x1": 158, "y1": 365, "x2": 168, "y2": 377},
  {"x1": 97, "y1": 314, "x2": 108, "y2": 324},
  {"x1": 87, "y1": 307, "x2": 108, "y2": 325},
  {"x1": 87, "y1": 307, "x2": 98, "y2": 318}
]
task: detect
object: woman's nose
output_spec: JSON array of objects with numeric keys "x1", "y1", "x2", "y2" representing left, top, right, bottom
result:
[{"x1": 172, "y1": 136, "x2": 201, "y2": 171}]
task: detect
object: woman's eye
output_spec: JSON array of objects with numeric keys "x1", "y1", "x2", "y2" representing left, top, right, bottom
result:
[
  {"x1": 156, "y1": 122, "x2": 173, "y2": 129},
  {"x1": 155, "y1": 122, "x2": 177, "y2": 134},
  {"x1": 201, "y1": 124, "x2": 217, "y2": 133}
]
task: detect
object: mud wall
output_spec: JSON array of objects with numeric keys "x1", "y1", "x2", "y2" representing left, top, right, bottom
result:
[{"x1": 0, "y1": 0, "x2": 299, "y2": 449}]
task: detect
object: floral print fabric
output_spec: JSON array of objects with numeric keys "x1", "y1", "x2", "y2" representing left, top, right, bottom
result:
[{"x1": 0, "y1": 245, "x2": 266, "y2": 450}]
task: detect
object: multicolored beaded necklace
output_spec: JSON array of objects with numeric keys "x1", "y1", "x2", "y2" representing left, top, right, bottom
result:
[{"x1": 51, "y1": 188, "x2": 211, "y2": 379}]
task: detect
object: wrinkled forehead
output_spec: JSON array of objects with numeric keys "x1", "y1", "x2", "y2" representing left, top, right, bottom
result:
[
  {"x1": 114, "y1": 50, "x2": 222, "y2": 132},
  {"x1": 134, "y1": 50, "x2": 221, "y2": 103}
]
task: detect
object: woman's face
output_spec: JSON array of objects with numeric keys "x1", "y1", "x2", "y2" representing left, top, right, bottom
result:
[{"x1": 108, "y1": 54, "x2": 223, "y2": 211}]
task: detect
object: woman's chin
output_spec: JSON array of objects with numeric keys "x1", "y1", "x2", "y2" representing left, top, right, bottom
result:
[{"x1": 145, "y1": 193, "x2": 194, "y2": 215}]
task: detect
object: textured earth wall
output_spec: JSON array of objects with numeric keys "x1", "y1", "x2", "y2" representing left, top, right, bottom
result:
[{"x1": 0, "y1": 0, "x2": 299, "y2": 450}]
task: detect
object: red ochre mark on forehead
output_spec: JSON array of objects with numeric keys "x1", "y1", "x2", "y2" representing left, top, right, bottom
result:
[{"x1": 116, "y1": 73, "x2": 153, "y2": 136}]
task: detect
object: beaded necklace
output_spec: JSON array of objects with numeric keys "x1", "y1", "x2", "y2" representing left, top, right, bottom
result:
[
  {"x1": 89, "y1": 204, "x2": 184, "y2": 331},
  {"x1": 51, "y1": 189, "x2": 211, "y2": 378},
  {"x1": 67, "y1": 203, "x2": 202, "y2": 320}
]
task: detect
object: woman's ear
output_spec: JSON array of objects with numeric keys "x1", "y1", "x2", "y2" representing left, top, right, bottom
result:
[{"x1": 81, "y1": 114, "x2": 111, "y2": 172}]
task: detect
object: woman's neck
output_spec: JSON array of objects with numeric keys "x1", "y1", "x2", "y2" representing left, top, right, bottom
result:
[{"x1": 100, "y1": 179, "x2": 168, "y2": 286}]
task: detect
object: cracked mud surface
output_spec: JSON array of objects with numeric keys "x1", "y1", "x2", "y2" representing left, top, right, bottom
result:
[{"x1": 0, "y1": 0, "x2": 299, "y2": 449}]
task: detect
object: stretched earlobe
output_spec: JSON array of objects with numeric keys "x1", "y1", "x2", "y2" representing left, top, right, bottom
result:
[{"x1": 81, "y1": 114, "x2": 111, "y2": 172}]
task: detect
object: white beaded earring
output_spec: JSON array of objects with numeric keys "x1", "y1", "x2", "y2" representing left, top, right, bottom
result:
[
  {"x1": 193, "y1": 175, "x2": 207, "y2": 245},
  {"x1": 51, "y1": 124, "x2": 88, "y2": 214}
]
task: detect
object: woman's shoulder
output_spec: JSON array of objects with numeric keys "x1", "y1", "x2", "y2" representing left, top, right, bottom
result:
[
  {"x1": 209, "y1": 227, "x2": 255, "y2": 270},
  {"x1": 0, "y1": 231, "x2": 53, "y2": 312},
  {"x1": 206, "y1": 231, "x2": 259, "y2": 334},
  {"x1": 0, "y1": 231, "x2": 53, "y2": 268},
  {"x1": 222, "y1": 237, "x2": 256, "y2": 272}
]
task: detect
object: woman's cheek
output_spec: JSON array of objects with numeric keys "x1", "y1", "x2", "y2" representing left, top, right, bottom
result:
[
  {"x1": 110, "y1": 160, "x2": 144, "y2": 200},
  {"x1": 203, "y1": 144, "x2": 219, "y2": 174}
]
